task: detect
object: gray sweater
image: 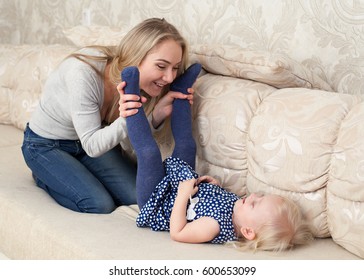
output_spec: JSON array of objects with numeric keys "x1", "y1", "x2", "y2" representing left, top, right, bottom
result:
[{"x1": 30, "y1": 49, "x2": 153, "y2": 158}]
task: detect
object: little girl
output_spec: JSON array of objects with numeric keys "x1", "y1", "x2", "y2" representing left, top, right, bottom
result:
[{"x1": 122, "y1": 64, "x2": 313, "y2": 251}]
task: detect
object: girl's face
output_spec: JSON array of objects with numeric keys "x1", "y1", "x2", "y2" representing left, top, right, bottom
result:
[
  {"x1": 232, "y1": 193, "x2": 283, "y2": 239},
  {"x1": 138, "y1": 39, "x2": 183, "y2": 98}
]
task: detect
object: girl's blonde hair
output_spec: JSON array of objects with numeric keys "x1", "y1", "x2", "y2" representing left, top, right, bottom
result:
[
  {"x1": 232, "y1": 196, "x2": 314, "y2": 252},
  {"x1": 67, "y1": 18, "x2": 189, "y2": 124}
]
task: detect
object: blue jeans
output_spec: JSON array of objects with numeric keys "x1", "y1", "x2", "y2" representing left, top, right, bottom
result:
[{"x1": 21, "y1": 124, "x2": 137, "y2": 213}]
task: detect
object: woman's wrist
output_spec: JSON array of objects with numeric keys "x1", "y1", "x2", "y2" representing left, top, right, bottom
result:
[{"x1": 151, "y1": 110, "x2": 164, "y2": 129}]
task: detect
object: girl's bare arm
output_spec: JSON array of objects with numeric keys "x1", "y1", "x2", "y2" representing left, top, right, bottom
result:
[{"x1": 169, "y1": 178, "x2": 220, "y2": 243}]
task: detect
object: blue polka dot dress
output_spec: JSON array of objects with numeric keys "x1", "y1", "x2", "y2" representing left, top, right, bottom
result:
[{"x1": 136, "y1": 157, "x2": 240, "y2": 244}]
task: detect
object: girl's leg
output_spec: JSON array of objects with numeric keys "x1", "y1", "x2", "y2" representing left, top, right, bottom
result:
[
  {"x1": 122, "y1": 67, "x2": 165, "y2": 209},
  {"x1": 170, "y1": 63, "x2": 202, "y2": 169}
]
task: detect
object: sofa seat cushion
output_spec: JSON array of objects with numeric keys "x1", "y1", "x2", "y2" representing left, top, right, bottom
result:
[
  {"x1": 0, "y1": 134, "x2": 359, "y2": 260},
  {"x1": 2, "y1": 125, "x2": 357, "y2": 259},
  {"x1": 0, "y1": 124, "x2": 23, "y2": 147}
]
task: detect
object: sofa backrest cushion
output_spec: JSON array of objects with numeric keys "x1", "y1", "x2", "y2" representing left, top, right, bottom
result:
[
  {"x1": 190, "y1": 44, "x2": 333, "y2": 91},
  {"x1": 192, "y1": 52, "x2": 364, "y2": 257},
  {"x1": 0, "y1": 45, "x2": 77, "y2": 130},
  {"x1": 63, "y1": 25, "x2": 127, "y2": 47}
]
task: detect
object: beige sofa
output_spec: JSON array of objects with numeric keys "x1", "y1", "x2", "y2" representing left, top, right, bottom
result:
[{"x1": 0, "y1": 42, "x2": 363, "y2": 260}]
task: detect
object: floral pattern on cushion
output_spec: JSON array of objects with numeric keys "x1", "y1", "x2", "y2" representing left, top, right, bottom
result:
[
  {"x1": 190, "y1": 44, "x2": 333, "y2": 91},
  {"x1": 192, "y1": 67, "x2": 364, "y2": 255},
  {"x1": 327, "y1": 101, "x2": 364, "y2": 257},
  {"x1": 192, "y1": 74, "x2": 275, "y2": 197},
  {"x1": 0, "y1": 45, "x2": 76, "y2": 130},
  {"x1": 63, "y1": 26, "x2": 126, "y2": 47},
  {"x1": 2, "y1": 0, "x2": 363, "y2": 95},
  {"x1": 246, "y1": 89, "x2": 361, "y2": 237}
]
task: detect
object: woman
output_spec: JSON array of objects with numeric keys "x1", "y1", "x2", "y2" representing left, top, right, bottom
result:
[{"x1": 21, "y1": 18, "x2": 193, "y2": 214}]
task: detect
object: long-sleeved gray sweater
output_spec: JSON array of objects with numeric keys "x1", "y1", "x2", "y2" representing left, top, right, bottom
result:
[{"x1": 29, "y1": 49, "x2": 154, "y2": 158}]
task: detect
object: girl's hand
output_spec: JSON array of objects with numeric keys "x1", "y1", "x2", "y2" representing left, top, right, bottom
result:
[
  {"x1": 152, "y1": 87, "x2": 195, "y2": 128},
  {"x1": 177, "y1": 178, "x2": 198, "y2": 201},
  {"x1": 196, "y1": 175, "x2": 220, "y2": 186},
  {"x1": 117, "y1": 81, "x2": 147, "y2": 118},
  {"x1": 170, "y1": 176, "x2": 220, "y2": 243}
]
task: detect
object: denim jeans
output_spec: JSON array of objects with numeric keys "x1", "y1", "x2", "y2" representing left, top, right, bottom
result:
[{"x1": 21, "y1": 124, "x2": 137, "y2": 213}]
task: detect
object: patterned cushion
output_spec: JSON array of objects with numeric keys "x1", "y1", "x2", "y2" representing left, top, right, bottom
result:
[
  {"x1": 327, "y1": 101, "x2": 364, "y2": 258},
  {"x1": 63, "y1": 25, "x2": 126, "y2": 47},
  {"x1": 190, "y1": 44, "x2": 333, "y2": 91},
  {"x1": 0, "y1": 44, "x2": 76, "y2": 130},
  {"x1": 192, "y1": 71, "x2": 364, "y2": 258}
]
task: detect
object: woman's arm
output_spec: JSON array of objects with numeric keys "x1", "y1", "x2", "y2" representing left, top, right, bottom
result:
[
  {"x1": 152, "y1": 88, "x2": 195, "y2": 128},
  {"x1": 169, "y1": 178, "x2": 220, "y2": 243}
]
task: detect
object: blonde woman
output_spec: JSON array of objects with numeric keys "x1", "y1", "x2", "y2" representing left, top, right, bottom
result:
[{"x1": 21, "y1": 18, "x2": 193, "y2": 213}]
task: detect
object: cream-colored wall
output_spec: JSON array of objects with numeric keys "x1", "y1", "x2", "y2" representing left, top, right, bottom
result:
[{"x1": 1, "y1": 0, "x2": 363, "y2": 95}]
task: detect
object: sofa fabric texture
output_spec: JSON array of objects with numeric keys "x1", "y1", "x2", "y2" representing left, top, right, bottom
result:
[
  {"x1": 189, "y1": 48, "x2": 364, "y2": 259},
  {"x1": 2, "y1": 0, "x2": 363, "y2": 96},
  {"x1": 0, "y1": 43, "x2": 363, "y2": 259}
]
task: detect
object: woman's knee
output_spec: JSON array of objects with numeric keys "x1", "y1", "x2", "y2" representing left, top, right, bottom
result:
[
  {"x1": 77, "y1": 196, "x2": 116, "y2": 214},
  {"x1": 49, "y1": 188, "x2": 117, "y2": 214}
]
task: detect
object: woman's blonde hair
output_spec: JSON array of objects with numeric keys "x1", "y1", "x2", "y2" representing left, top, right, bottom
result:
[
  {"x1": 232, "y1": 196, "x2": 314, "y2": 252},
  {"x1": 68, "y1": 18, "x2": 189, "y2": 124}
]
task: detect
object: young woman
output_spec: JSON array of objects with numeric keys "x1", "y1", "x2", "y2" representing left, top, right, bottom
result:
[
  {"x1": 123, "y1": 63, "x2": 313, "y2": 252},
  {"x1": 21, "y1": 18, "x2": 193, "y2": 214}
]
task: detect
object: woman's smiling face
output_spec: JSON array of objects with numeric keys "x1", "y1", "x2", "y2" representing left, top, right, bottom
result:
[{"x1": 138, "y1": 39, "x2": 182, "y2": 98}]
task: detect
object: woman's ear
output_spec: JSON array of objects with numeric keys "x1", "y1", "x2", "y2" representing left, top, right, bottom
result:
[{"x1": 241, "y1": 227, "x2": 256, "y2": 240}]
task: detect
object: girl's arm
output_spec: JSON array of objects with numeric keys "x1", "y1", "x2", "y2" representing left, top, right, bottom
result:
[
  {"x1": 169, "y1": 178, "x2": 220, "y2": 243},
  {"x1": 196, "y1": 175, "x2": 220, "y2": 186}
]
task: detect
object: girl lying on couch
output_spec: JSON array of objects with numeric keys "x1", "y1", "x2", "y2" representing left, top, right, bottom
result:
[{"x1": 122, "y1": 63, "x2": 313, "y2": 252}]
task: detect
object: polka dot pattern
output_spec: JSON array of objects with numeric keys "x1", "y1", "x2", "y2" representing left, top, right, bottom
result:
[{"x1": 136, "y1": 157, "x2": 239, "y2": 243}]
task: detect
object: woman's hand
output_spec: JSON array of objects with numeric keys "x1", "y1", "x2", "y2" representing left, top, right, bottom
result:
[
  {"x1": 117, "y1": 81, "x2": 147, "y2": 118},
  {"x1": 152, "y1": 87, "x2": 195, "y2": 128}
]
